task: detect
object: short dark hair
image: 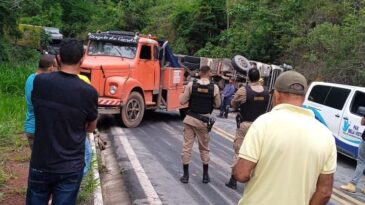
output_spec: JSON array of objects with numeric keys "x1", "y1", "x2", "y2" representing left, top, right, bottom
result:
[
  {"x1": 248, "y1": 68, "x2": 260, "y2": 82},
  {"x1": 38, "y1": 54, "x2": 55, "y2": 71},
  {"x1": 59, "y1": 38, "x2": 84, "y2": 65},
  {"x1": 200, "y1": 65, "x2": 211, "y2": 74}
]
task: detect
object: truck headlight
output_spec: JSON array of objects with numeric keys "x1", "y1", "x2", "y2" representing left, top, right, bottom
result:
[{"x1": 109, "y1": 85, "x2": 117, "y2": 95}]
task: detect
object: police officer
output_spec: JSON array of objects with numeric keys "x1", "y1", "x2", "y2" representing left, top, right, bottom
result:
[
  {"x1": 179, "y1": 65, "x2": 221, "y2": 184},
  {"x1": 225, "y1": 68, "x2": 269, "y2": 189}
]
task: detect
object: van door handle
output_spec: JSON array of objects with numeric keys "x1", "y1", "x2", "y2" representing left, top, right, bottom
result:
[
  {"x1": 343, "y1": 117, "x2": 349, "y2": 120},
  {"x1": 335, "y1": 114, "x2": 340, "y2": 118}
]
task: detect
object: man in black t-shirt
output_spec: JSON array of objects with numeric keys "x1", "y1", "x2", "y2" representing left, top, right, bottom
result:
[{"x1": 26, "y1": 39, "x2": 98, "y2": 205}]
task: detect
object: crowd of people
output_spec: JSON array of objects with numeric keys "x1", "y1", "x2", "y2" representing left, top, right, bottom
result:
[
  {"x1": 179, "y1": 66, "x2": 363, "y2": 205},
  {"x1": 23, "y1": 38, "x2": 365, "y2": 205},
  {"x1": 24, "y1": 39, "x2": 98, "y2": 205}
]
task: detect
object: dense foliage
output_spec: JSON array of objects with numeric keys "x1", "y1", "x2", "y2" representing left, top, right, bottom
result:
[{"x1": 0, "y1": 0, "x2": 365, "y2": 85}]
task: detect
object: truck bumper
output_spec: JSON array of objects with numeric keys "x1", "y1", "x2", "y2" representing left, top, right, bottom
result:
[{"x1": 98, "y1": 97, "x2": 121, "y2": 114}]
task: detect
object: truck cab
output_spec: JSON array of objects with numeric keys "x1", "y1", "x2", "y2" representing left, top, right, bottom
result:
[{"x1": 81, "y1": 31, "x2": 184, "y2": 127}]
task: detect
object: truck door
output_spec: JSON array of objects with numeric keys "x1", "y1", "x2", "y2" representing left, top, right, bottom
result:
[
  {"x1": 338, "y1": 89, "x2": 365, "y2": 157},
  {"x1": 153, "y1": 46, "x2": 160, "y2": 90},
  {"x1": 138, "y1": 44, "x2": 155, "y2": 90}
]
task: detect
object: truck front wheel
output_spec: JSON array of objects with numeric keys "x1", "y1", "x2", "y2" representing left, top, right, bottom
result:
[{"x1": 120, "y1": 92, "x2": 145, "y2": 128}]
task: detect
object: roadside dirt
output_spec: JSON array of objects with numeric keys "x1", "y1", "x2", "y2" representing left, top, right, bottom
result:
[{"x1": 0, "y1": 147, "x2": 30, "y2": 205}]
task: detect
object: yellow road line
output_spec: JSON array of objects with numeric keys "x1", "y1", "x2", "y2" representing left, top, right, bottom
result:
[
  {"x1": 331, "y1": 194, "x2": 354, "y2": 205},
  {"x1": 212, "y1": 127, "x2": 233, "y2": 142},
  {"x1": 213, "y1": 126, "x2": 365, "y2": 205},
  {"x1": 212, "y1": 126, "x2": 235, "y2": 140},
  {"x1": 333, "y1": 188, "x2": 365, "y2": 205}
]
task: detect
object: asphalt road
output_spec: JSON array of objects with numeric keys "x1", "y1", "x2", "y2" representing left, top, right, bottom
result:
[{"x1": 98, "y1": 110, "x2": 365, "y2": 205}]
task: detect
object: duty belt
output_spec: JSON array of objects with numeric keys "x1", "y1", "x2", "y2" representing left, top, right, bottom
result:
[
  {"x1": 186, "y1": 111, "x2": 216, "y2": 132},
  {"x1": 235, "y1": 112, "x2": 253, "y2": 128}
]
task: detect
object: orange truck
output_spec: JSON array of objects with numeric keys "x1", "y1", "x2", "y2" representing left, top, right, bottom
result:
[{"x1": 81, "y1": 31, "x2": 184, "y2": 127}]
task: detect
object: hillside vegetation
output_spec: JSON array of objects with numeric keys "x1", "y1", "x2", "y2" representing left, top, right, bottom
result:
[{"x1": 0, "y1": 0, "x2": 365, "y2": 85}]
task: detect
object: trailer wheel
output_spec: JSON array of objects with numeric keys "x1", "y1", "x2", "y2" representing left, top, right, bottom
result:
[
  {"x1": 121, "y1": 92, "x2": 145, "y2": 128},
  {"x1": 232, "y1": 55, "x2": 251, "y2": 75}
]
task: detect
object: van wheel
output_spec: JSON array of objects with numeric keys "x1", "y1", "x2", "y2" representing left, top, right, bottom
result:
[{"x1": 121, "y1": 92, "x2": 145, "y2": 128}]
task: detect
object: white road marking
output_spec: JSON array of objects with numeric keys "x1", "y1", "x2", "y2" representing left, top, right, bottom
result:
[
  {"x1": 89, "y1": 133, "x2": 104, "y2": 205},
  {"x1": 112, "y1": 127, "x2": 163, "y2": 205},
  {"x1": 333, "y1": 188, "x2": 365, "y2": 205},
  {"x1": 161, "y1": 122, "x2": 243, "y2": 201},
  {"x1": 212, "y1": 125, "x2": 365, "y2": 205}
]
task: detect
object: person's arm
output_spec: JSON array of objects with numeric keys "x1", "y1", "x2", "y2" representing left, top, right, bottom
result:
[
  {"x1": 309, "y1": 133, "x2": 337, "y2": 204},
  {"x1": 231, "y1": 87, "x2": 246, "y2": 109},
  {"x1": 228, "y1": 85, "x2": 235, "y2": 97},
  {"x1": 309, "y1": 174, "x2": 334, "y2": 205},
  {"x1": 222, "y1": 85, "x2": 228, "y2": 97},
  {"x1": 213, "y1": 85, "x2": 221, "y2": 108},
  {"x1": 179, "y1": 82, "x2": 192, "y2": 105},
  {"x1": 233, "y1": 123, "x2": 262, "y2": 183},
  {"x1": 233, "y1": 158, "x2": 256, "y2": 182},
  {"x1": 86, "y1": 119, "x2": 97, "y2": 133},
  {"x1": 85, "y1": 89, "x2": 98, "y2": 133}
]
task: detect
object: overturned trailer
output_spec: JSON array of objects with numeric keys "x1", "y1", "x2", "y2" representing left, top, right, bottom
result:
[
  {"x1": 177, "y1": 54, "x2": 292, "y2": 89},
  {"x1": 176, "y1": 54, "x2": 293, "y2": 112}
]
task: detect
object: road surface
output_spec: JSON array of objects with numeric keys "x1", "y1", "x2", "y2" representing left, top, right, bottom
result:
[{"x1": 97, "y1": 110, "x2": 365, "y2": 205}]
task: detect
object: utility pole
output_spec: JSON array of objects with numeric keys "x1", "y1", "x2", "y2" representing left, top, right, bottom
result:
[{"x1": 226, "y1": 0, "x2": 230, "y2": 29}]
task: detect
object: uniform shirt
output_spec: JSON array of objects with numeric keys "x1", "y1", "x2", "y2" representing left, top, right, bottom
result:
[
  {"x1": 30, "y1": 72, "x2": 98, "y2": 173},
  {"x1": 238, "y1": 104, "x2": 337, "y2": 205},
  {"x1": 24, "y1": 73, "x2": 36, "y2": 134},
  {"x1": 231, "y1": 82, "x2": 263, "y2": 109},
  {"x1": 179, "y1": 78, "x2": 221, "y2": 128}
]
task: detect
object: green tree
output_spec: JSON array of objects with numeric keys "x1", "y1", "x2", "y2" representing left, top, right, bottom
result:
[
  {"x1": 87, "y1": 0, "x2": 125, "y2": 32},
  {"x1": 0, "y1": 0, "x2": 20, "y2": 36},
  {"x1": 59, "y1": 0, "x2": 94, "y2": 37}
]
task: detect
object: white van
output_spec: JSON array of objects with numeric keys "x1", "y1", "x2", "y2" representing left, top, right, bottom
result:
[{"x1": 303, "y1": 82, "x2": 365, "y2": 159}]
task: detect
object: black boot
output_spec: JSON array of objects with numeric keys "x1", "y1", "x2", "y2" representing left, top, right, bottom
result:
[
  {"x1": 225, "y1": 175, "x2": 237, "y2": 190},
  {"x1": 202, "y1": 164, "x2": 210, "y2": 183},
  {"x1": 180, "y1": 164, "x2": 189, "y2": 183}
]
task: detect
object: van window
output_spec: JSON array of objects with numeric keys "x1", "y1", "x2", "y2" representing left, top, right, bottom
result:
[
  {"x1": 308, "y1": 85, "x2": 330, "y2": 105},
  {"x1": 350, "y1": 91, "x2": 365, "y2": 116},
  {"x1": 324, "y1": 87, "x2": 351, "y2": 110},
  {"x1": 140, "y1": 45, "x2": 151, "y2": 59}
]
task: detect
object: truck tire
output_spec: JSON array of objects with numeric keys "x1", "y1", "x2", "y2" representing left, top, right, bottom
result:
[
  {"x1": 232, "y1": 55, "x2": 251, "y2": 75},
  {"x1": 183, "y1": 62, "x2": 200, "y2": 70},
  {"x1": 184, "y1": 56, "x2": 201, "y2": 64},
  {"x1": 120, "y1": 92, "x2": 145, "y2": 128}
]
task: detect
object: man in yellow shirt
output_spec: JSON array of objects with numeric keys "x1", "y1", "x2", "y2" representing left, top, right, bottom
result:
[{"x1": 233, "y1": 71, "x2": 337, "y2": 205}]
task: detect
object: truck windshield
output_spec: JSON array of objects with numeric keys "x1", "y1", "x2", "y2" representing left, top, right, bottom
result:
[{"x1": 88, "y1": 41, "x2": 137, "y2": 59}]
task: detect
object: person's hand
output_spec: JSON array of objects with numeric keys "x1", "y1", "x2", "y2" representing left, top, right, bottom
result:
[{"x1": 361, "y1": 116, "x2": 365, "y2": 126}]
